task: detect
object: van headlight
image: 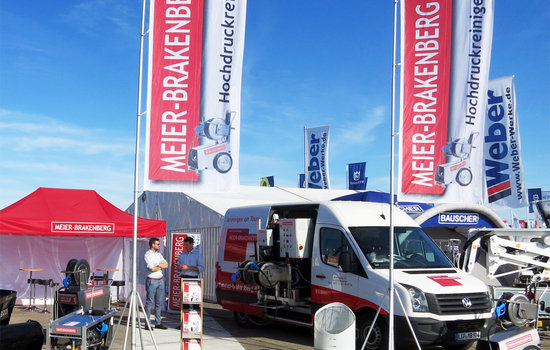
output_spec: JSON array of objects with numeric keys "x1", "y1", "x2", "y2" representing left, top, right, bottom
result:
[{"x1": 402, "y1": 284, "x2": 429, "y2": 312}]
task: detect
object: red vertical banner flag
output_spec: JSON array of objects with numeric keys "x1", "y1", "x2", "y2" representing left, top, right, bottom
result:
[
  {"x1": 400, "y1": 0, "x2": 452, "y2": 195},
  {"x1": 147, "y1": 0, "x2": 204, "y2": 181},
  {"x1": 144, "y1": 0, "x2": 247, "y2": 193},
  {"x1": 399, "y1": 0, "x2": 494, "y2": 204},
  {"x1": 168, "y1": 232, "x2": 201, "y2": 311}
]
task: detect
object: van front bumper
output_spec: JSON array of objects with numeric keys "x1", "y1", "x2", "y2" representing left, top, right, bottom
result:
[{"x1": 394, "y1": 315, "x2": 489, "y2": 347}]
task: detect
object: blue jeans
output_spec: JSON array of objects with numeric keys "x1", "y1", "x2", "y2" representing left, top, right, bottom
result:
[{"x1": 145, "y1": 278, "x2": 165, "y2": 326}]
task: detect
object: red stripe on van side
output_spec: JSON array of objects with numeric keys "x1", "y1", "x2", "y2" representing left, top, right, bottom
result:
[{"x1": 311, "y1": 284, "x2": 388, "y2": 315}]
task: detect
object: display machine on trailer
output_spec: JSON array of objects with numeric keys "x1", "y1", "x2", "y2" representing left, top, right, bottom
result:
[
  {"x1": 43, "y1": 258, "x2": 116, "y2": 349},
  {"x1": 46, "y1": 308, "x2": 117, "y2": 350}
]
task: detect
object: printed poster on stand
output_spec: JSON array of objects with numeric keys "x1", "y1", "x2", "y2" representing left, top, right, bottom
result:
[{"x1": 168, "y1": 232, "x2": 201, "y2": 313}]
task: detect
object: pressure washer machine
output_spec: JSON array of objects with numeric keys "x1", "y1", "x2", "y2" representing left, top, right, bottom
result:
[
  {"x1": 55, "y1": 259, "x2": 110, "y2": 319},
  {"x1": 46, "y1": 308, "x2": 117, "y2": 350}
]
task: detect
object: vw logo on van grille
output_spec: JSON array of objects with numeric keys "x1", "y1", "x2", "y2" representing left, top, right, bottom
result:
[{"x1": 462, "y1": 297, "x2": 473, "y2": 308}]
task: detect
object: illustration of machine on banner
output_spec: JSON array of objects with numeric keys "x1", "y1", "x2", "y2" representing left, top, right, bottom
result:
[
  {"x1": 188, "y1": 110, "x2": 235, "y2": 175},
  {"x1": 435, "y1": 132, "x2": 479, "y2": 188}
]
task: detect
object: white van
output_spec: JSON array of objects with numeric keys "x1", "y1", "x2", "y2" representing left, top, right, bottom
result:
[{"x1": 215, "y1": 201, "x2": 492, "y2": 349}]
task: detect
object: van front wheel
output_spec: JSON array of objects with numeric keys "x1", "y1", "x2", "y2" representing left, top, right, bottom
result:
[
  {"x1": 233, "y1": 312, "x2": 254, "y2": 328},
  {"x1": 356, "y1": 314, "x2": 387, "y2": 350}
]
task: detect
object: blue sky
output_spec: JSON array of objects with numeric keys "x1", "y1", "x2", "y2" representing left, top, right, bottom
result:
[{"x1": 1, "y1": 1, "x2": 549, "y2": 221}]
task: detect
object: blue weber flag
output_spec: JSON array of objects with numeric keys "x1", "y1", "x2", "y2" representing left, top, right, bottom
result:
[
  {"x1": 528, "y1": 188, "x2": 542, "y2": 213},
  {"x1": 347, "y1": 162, "x2": 367, "y2": 190},
  {"x1": 298, "y1": 174, "x2": 305, "y2": 188}
]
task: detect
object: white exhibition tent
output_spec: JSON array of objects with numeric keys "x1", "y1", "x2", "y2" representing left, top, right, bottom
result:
[
  {"x1": 128, "y1": 185, "x2": 361, "y2": 231},
  {"x1": 127, "y1": 185, "x2": 362, "y2": 301}
]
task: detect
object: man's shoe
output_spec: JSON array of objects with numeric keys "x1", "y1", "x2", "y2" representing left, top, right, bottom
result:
[{"x1": 155, "y1": 324, "x2": 167, "y2": 330}]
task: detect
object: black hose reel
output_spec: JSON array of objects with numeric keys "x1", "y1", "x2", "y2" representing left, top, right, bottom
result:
[{"x1": 64, "y1": 258, "x2": 91, "y2": 291}]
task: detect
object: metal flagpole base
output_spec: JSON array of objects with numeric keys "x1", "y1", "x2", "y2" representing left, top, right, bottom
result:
[
  {"x1": 108, "y1": 289, "x2": 159, "y2": 350},
  {"x1": 359, "y1": 289, "x2": 421, "y2": 350}
]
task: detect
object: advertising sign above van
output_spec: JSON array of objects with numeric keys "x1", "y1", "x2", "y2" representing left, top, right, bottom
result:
[
  {"x1": 438, "y1": 213, "x2": 479, "y2": 225},
  {"x1": 421, "y1": 211, "x2": 496, "y2": 228}
]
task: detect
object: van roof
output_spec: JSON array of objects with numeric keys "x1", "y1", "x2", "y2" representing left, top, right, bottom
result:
[
  {"x1": 318, "y1": 201, "x2": 419, "y2": 227},
  {"x1": 226, "y1": 200, "x2": 419, "y2": 228}
]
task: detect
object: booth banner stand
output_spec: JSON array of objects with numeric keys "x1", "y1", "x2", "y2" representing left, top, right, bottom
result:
[
  {"x1": 168, "y1": 232, "x2": 201, "y2": 313},
  {"x1": 314, "y1": 302, "x2": 355, "y2": 350}
]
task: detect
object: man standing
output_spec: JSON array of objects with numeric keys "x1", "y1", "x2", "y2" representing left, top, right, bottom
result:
[
  {"x1": 144, "y1": 237, "x2": 168, "y2": 329},
  {"x1": 177, "y1": 236, "x2": 204, "y2": 279}
]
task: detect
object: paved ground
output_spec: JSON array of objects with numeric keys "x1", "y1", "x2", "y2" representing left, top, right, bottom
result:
[{"x1": 5, "y1": 301, "x2": 550, "y2": 349}]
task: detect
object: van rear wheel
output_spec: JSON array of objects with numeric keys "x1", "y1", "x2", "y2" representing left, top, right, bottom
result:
[{"x1": 356, "y1": 314, "x2": 387, "y2": 350}]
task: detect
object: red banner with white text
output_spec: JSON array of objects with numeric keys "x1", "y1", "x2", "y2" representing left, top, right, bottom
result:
[
  {"x1": 147, "y1": 1, "x2": 204, "y2": 182},
  {"x1": 399, "y1": 0, "x2": 494, "y2": 204},
  {"x1": 400, "y1": 0, "x2": 452, "y2": 195},
  {"x1": 168, "y1": 232, "x2": 201, "y2": 311},
  {"x1": 145, "y1": 0, "x2": 246, "y2": 192}
]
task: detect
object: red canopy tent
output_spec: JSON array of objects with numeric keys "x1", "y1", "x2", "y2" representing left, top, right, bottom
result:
[
  {"x1": 0, "y1": 187, "x2": 165, "y2": 237},
  {"x1": 0, "y1": 188, "x2": 166, "y2": 304}
]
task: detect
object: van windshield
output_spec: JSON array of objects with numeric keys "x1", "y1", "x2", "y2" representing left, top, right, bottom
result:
[{"x1": 349, "y1": 226, "x2": 453, "y2": 269}]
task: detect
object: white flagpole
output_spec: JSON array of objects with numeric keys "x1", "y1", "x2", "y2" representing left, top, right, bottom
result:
[
  {"x1": 129, "y1": 0, "x2": 158, "y2": 348},
  {"x1": 388, "y1": 0, "x2": 399, "y2": 349},
  {"x1": 346, "y1": 164, "x2": 349, "y2": 190},
  {"x1": 130, "y1": 0, "x2": 147, "y2": 346}
]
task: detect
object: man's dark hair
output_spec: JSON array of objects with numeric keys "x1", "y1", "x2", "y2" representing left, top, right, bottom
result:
[
  {"x1": 149, "y1": 237, "x2": 160, "y2": 247},
  {"x1": 184, "y1": 236, "x2": 194, "y2": 244}
]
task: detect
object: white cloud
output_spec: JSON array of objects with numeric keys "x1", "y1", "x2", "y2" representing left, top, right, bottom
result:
[
  {"x1": 0, "y1": 109, "x2": 137, "y2": 209},
  {"x1": 0, "y1": 109, "x2": 134, "y2": 156},
  {"x1": 334, "y1": 105, "x2": 386, "y2": 146},
  {"x1": 58, "y1": 0, "x2": 137, "y2": 37}
]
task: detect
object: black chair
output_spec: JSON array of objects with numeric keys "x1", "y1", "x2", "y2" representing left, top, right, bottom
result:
[
  {"x1": 35, "y1": 279, "x2": 49, "y2": 313},
  {"x1": 25, "y1": 278, "x2": 42, "y2": 311},
  {"x1": 111, "y1": 280, "x2": 125, "y2": 307}
]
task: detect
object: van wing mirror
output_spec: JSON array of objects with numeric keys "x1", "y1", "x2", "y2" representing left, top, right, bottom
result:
[{"x1": 338, "y1": 251, "x2": 353, "y2": 273}]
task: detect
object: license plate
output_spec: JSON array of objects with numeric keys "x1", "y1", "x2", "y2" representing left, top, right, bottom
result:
[{"x1": 455, "y1": 331, "x2": 481, "y2": 341}]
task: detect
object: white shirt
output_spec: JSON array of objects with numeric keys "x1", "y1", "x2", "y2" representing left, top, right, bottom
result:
[{"x1": 144, "y1": 249, "x2": 167, "y2": 279}]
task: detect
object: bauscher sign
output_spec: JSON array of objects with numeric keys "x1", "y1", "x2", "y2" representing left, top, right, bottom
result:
[{"x1": 438, "y1": 213, "x2": 479, "y2": 225}]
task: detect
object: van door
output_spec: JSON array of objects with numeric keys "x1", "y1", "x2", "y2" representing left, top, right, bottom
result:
[{"x1": 311, "y1": 225, "x2": 360, "y2": 310}]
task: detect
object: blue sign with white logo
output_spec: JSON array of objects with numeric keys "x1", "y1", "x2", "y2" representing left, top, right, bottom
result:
[
  {"x1": 528, "y1": 188, "x2": 542, "y2": 213},
  {"x1": 421, "y1": 211, "x2": 495, "y2": 228},
  {"x1": 438, "y1": 213, "x2": 480, "y2": 225},
  {"x1": 347, "y1": 162, "x2": 367, "y2": 190}
]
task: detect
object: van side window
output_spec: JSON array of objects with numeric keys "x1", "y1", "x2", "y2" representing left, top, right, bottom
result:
[{"x1": 320, "y1": 227, "x2": 352, "y2": 268}]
